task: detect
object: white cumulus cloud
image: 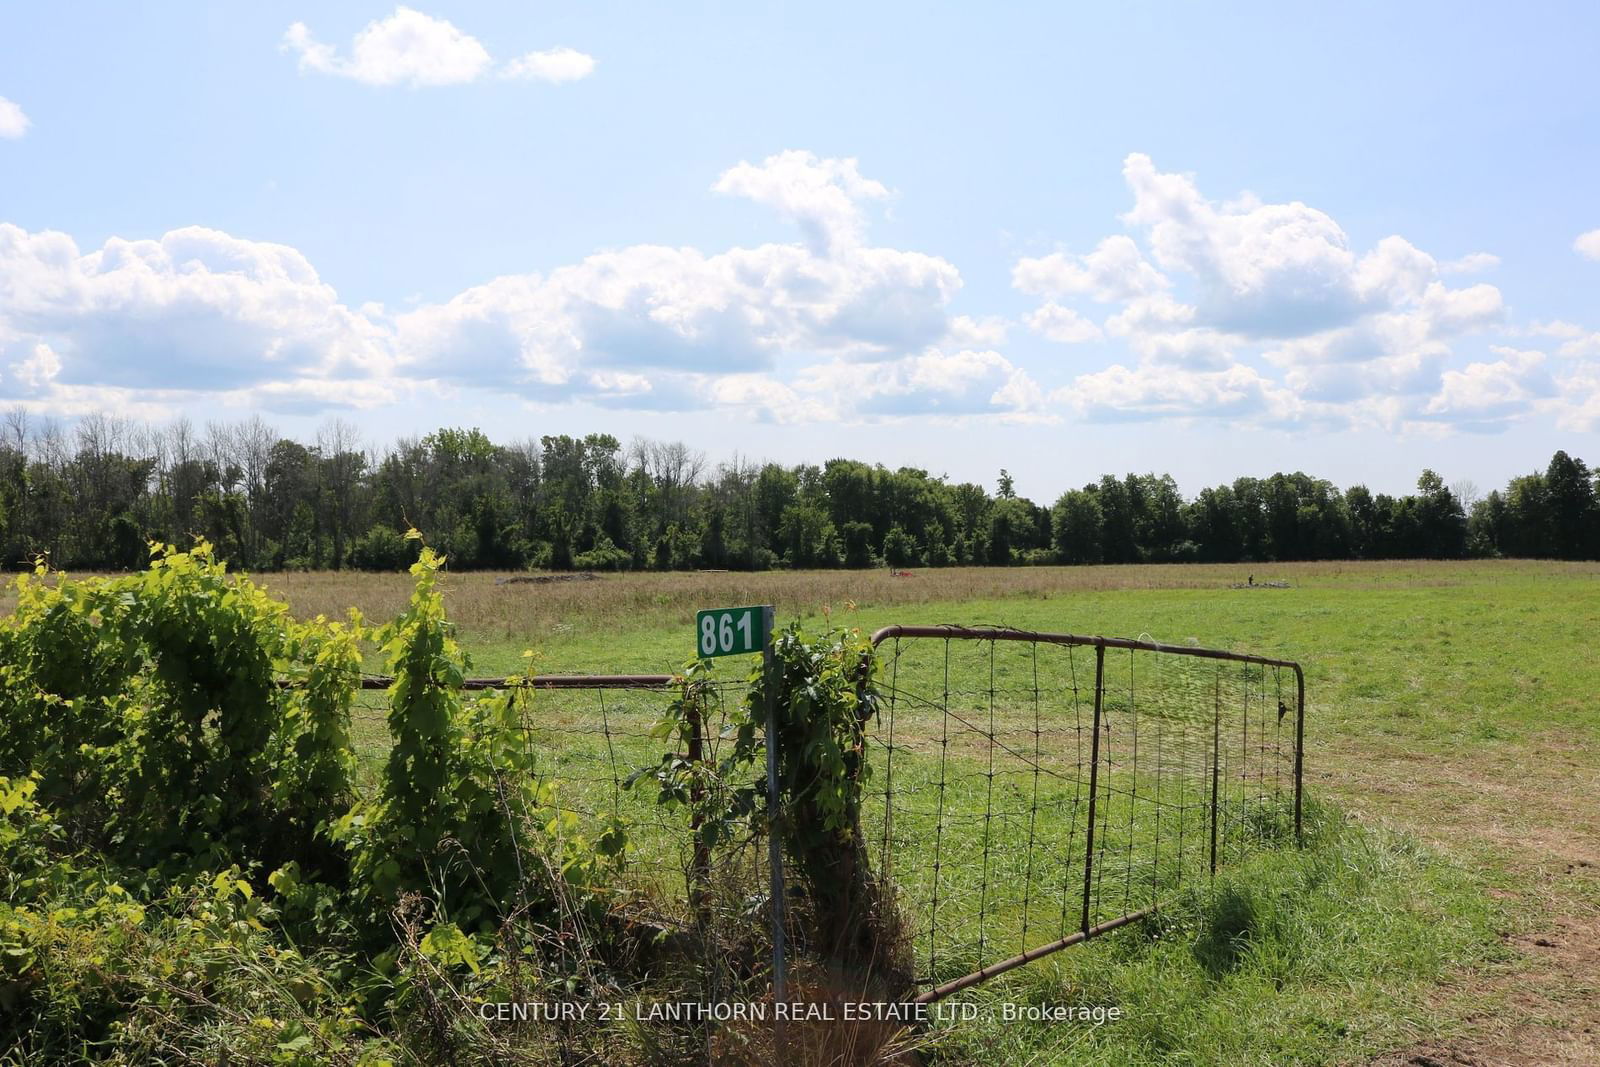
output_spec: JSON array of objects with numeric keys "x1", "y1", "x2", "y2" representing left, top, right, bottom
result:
[
  {"x1": 1262, "y1": 281, "x2": 1503, "y2": 410},
  {"x1": 713, "y1": 150, "x2": 890, "y2": 254},
  {"x1": 502, "y1": 47, "x2": 595, "y2": 83},
  {"x1": 1121, "y1": 153, "x2": 1378, "y2": 338},
  {"x1": 1525, "y1": 318, "x2": 1600, "y2": 358},
  {"x1": 395, "y1": 152, "x2": 956, "y2": 397},
  {"x1": 7, "y1": 343, "x2": 61, "y2": 389},
  {"x1": 1440, "y1": 252, "x2": 1499, "y2": 275},
  {"x1": 395, "y1": 239, "x2": 961, "y2": 391},
  {"x1": 6, "y1": 149, "x2": 1566, "y2": 434},
  {"x1": 284, "y1": 8, "x2": 592, "y2": 88},
  {"x1": 0, "y1": 96, "x2": 28, "y2": 139},
  {"x1": 284, "y1": 8, "x2": 492, "y2": 86},
  {"x1": 0, "y1": 153, "x2": 981, "y2": 419},
  {"x1": 944, "y1": 315, "x2": 1009, "y2": 347},
  {"x1": 1576, "y1": 229, "x2": 1600, "y2": 262},
  {"x1": 1065, "y1": 362, "x2": 1297, "y2": 423},
  {"x1": 0, "y1": 223, "x2": 390, "y2": 403},
  {"x1": 797, "y1": 349, "x2": 1051, "y2": 420},
  {"x1": 1528, "y1": 319, "x2": 1584, "y2": 339},
  {"x1": 1024, "y1": 302, "x2": 1102, "y2": 344},
  {"x1": 1013, "y1": 236, "x2": 1167, "y2": 303},
  {"x1": 1548, "y1": 358, "x2": 1600, "y2": 431},
  {"x1": 1422, "y1": 346, "x2": 1553, "y2": 426},
  {"x1": 1012, "y1": 154, "x2": 1509, "y2": 428},
  {"x1": 707, "y1": 374, "x2": 834, "y2": 424}
]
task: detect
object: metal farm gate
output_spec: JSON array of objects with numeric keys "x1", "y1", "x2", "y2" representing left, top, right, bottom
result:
[
  {"x1": 329, "y1": 623, "x2": 1305, "y2": 1008},
  {"x1": 863, "y1": 625, "x2": 1305, "y2": 1002}
]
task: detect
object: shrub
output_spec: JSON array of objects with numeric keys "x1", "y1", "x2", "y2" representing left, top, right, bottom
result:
[
  {"x1": 350, "y1": 523, "x2": 416, "y2": 571},
  {"x1": 0, "y1": 539, "x2": 628, "y2": 1063},
  {"x1": 575, "y1": 533, "x2": 632, "y2": 571},
  {"x1": 882, "y1": 525, "x2": 919, "y2": 568},
  {"x1": 0, "y1": 545, "x2": 357, "y2": 875},
  {"x1": 840, "y1": 521, "x2": 876, "y2": 568},
  {"x1": 0, "y1": 797, "x2": 393, "y2": 1064}
]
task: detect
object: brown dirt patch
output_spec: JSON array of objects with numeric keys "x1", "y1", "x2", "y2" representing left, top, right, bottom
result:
[{"x1": 1326, "y1": 731, "x2": 1600, "y2": 1066}]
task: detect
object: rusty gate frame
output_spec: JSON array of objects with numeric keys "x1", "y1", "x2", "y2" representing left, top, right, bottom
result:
[
  {"x1": 342, "y1": 673, "x2": 675, "y2": 690},
  {"x1": 866, "y1": 624, "x2": 1306, "y2": 1003}
]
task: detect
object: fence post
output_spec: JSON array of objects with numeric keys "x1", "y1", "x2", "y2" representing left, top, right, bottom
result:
[
  {"x1": 1293, "y1": 666, "x2": 1306, "y2": 847},
  {"x1": 686, "y1": 679, "x2": 711, "y2": 928},
  {"x1": 1079, "y1": 643, "x2": 1105, "y2": 934},
  {"x1": 762, "y1": 606, "x2": 787, "y2": 1053},
  {"x1": 1210, "y1": 672, "x2": 1221, "y2": 876}
]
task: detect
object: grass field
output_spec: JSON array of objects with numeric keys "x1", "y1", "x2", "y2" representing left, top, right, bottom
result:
[{"x1": 10, "y1": 559, "x2": 1598, "y2": 1064}]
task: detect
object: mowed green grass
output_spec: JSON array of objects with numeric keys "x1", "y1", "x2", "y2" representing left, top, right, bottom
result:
[{"x1": 434, "y1": 560, "x2": 1599, "y2": 750}]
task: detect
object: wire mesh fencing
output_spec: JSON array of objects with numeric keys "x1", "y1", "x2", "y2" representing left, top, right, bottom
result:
[
  {"x1": 864, "y1": 625, "x2": 1304, "y2": 1001},
  {"x1": 346, "y1": 673, "x2": 761, "y2": 926},
  {"x1": 327, "y1": 622, "x2": 1304, "y2": 1009}
]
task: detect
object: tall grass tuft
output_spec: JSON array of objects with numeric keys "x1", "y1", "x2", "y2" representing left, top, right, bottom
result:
[{"x1": 926, "y1": 800, "x2": 1505, "y2": 1065}]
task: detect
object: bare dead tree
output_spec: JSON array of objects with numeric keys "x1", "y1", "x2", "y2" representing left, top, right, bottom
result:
[
  {"x1": 636, "y1": 439, "x2": 707, "y2": 528},
  {"x1": 317, "y1": 417, "x2": 365, "y2": 569},
  {"x1": 2, "y1": 406, "x2": 29, "y2": 456}
]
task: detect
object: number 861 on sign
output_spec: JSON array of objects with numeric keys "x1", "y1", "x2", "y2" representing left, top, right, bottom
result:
[{"x1": 695, "y1": 606, "x2": 770, "y2": 658}]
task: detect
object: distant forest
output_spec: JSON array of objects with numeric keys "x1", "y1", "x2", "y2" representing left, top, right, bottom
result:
[{"x1": 2, "y1": 411, "x2": 1597, "y2": 572}]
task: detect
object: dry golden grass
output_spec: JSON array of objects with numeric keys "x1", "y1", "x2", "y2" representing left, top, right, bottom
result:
[{"x1": 246, "y1": 558, "x2": 1596, "y2": 642}]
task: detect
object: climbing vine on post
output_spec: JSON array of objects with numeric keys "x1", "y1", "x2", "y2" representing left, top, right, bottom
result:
[
  {"x1": 636, "y1": 622, "x2": 909, "y2": 989},
  {"x1": 747, "y1": 623, "x2": 906, "y2": 982}
]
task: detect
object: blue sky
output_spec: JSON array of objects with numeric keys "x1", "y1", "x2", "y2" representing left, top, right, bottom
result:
[{"x1": 2, "y1": 2, "x2": 1598, "y2": 499}]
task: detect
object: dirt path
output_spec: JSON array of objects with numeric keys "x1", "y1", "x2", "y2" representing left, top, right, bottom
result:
[{"x1": 1317, "y1": 733, "x2": 1600, "y2": 1065}]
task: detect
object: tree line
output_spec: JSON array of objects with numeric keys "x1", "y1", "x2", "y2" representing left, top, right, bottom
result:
[{"x1": 1, "y1": 409, "x2": 1597, "y2": 572}]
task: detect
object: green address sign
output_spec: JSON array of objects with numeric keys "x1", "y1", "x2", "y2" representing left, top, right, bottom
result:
[{"x1": 695, "y1": 605, "x2": 771, "y2": 658}]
